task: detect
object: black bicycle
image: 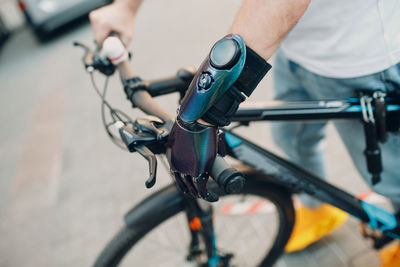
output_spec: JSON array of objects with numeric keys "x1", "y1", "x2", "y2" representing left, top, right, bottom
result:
[{"x1": 75, "y1": 36, "x2": 400, "y2": 267}]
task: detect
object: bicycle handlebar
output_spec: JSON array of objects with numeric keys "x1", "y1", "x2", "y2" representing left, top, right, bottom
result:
[{"x1": 81, "y1": 35, "x2": 399, "y2": 194}]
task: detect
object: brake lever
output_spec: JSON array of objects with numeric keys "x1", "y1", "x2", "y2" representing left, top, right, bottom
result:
[
  {"x1": 73, "y1": 41, "x2": 95, "y2": 71},
  {"x1": 135, "y1": 145, "x2": 157, "y2": 188},
  {"x1": 116, "y1": 122, "x2": 155, "y2": 152},
  {"x1": 116, "y1": 121, "x2": 159, "y2": 188}
]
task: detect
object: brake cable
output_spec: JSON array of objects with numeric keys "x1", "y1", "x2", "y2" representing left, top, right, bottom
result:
[{"x1": 89, "y1": 71, "x2": 134, "y2": 150}]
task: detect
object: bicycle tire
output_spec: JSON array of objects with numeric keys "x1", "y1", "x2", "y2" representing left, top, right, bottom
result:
[{"x1": 94, "y1": 169, "x2": 295, "y2": 267}]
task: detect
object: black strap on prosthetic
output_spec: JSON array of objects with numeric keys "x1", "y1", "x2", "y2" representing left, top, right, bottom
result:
[{"x1": 202, "y1": 47, "x2": 272, "y2": 126}]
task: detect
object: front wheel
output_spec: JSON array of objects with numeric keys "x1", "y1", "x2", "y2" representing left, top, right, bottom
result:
[{"x1": 94, "y1": 171, "x2": 295, "y2": 267}]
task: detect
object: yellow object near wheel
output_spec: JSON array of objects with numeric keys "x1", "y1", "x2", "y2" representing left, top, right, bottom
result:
[{"x1": 285, "y1": 203, "x2": 348, "y2": 253}]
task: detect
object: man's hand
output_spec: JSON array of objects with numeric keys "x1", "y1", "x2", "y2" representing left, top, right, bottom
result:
[{"x1": 89, "y1": 0, "x2": 142, "y2": 45}]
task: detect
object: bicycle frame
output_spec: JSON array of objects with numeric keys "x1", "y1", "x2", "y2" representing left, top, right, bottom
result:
[{"x1": 225, "y1": 98, "x2": 400, "y2": 239}]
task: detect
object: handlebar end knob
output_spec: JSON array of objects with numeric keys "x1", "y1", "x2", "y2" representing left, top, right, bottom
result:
[
  {"x1": 217, "y1": 168, "x2": 245, "y2": 194},
  {"x1": 226, "y1": 175, "x2": 245, "y2": 194}
]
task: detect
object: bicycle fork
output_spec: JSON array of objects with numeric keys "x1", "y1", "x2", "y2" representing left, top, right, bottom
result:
[{"x1": 184, "y1": 197, "x2": 232, "y2": 267}]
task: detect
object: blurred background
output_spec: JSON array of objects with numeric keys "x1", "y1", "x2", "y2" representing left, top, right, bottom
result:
[{"x1": 0, "y1": 0, "x2": 388, "y2": 266}]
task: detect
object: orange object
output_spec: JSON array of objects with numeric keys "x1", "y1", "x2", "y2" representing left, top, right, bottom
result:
[
  {"x1": 379, "y1": 242, "x2": 400, "y2": 267},
  {"x1": 189, "y1": 217, "x2": 202, "y2": 231}
]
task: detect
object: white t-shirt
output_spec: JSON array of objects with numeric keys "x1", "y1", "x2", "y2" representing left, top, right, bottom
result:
[{"x1": 281, "y1": 0, "x2": 400, "y2": 78}]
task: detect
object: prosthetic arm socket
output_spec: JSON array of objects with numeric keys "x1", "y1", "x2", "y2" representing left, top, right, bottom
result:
[{"x1": 178, "y1": 34, "x2": 272, "y2": 127}]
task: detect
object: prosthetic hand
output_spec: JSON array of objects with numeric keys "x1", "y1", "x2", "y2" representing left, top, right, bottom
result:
[
  {"x1": 167, "y1": 34, "x2": 271, "y2": 201},
  {"x1": 167, "y1": 121, "x2": 219, "y2": 201}
]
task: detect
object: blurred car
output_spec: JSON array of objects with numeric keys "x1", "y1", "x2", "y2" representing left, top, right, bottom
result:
[
  {"x1": 18, "y1": 0, "x2": 112, "y2": 41},
  {"x1": 0, "y1": 15, "x2": 10, "y2": 48}
]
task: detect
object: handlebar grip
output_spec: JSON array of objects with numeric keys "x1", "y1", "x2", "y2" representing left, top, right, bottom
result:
[
  {"x1": 145, "y1": 76, "x2": 187, "y2": 97},
  {"x1": 116, "y1": 60, "x2": 174, "y2": 124},
  {"x1": 131, "y1": 90, "x2": 174, "y2": 123},
  {"x1": 211, "y1": 155, "x2": 245, "y2": 194},
  {"x1": 146, "y1": 67, "x2": 195, "y2": 97},
  {"x1": 102, "y1": 36, "x2": 128, "y2": 65}
]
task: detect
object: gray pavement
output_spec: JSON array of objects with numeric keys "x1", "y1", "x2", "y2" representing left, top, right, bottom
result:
[{"x1": 0, "y1": 0, "x2": 387, "y2": 266}]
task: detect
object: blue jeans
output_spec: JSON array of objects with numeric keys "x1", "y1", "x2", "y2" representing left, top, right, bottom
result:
[{"x1": 271, "y1": 49, "x2": 400, "y2": 211}]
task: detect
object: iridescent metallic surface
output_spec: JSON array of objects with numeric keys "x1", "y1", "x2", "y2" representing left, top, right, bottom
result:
[
  {"x1": 166, "y1": 120, "x2": 218, "y2": 201},
  {"x1": 179, "y1": 34, "x2": 246, "y2": 123},
  {"x1": 166, "y1": 34, "x2": 247, "y2": 201},
  {"x1": 167, "y1": 121, "x2": 217, "y2": 176}
]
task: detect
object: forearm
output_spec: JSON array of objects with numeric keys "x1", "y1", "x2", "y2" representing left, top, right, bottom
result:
[{"x1": 230, "y1": 0, "x2": 311, "y2": 60}]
